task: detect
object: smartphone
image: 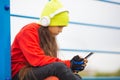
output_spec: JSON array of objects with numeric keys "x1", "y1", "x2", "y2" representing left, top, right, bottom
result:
[{"x1": 84, "y1": 52, "x2": 94, "y2": 59}]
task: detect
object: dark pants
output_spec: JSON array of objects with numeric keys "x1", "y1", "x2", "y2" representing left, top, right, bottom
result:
[{"x1": 12, "y1": 62, "x2": 82, "y2": 80}]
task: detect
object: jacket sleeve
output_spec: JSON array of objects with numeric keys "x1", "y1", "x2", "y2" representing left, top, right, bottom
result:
[{"x1": 17, "y1": 27, "x2": 71, "y2": 68}]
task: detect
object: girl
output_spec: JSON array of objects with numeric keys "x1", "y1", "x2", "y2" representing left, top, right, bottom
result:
[{"x1": 11, "y1": 0, "x2": 87, "y2": 80}]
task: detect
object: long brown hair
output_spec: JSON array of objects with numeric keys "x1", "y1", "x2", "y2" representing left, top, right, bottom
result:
[
  {"x1": 38, "y1": 26, "x2": 58, "y2": 57},
  {"x1": 18, "y1": 26, "x2": 58, "y2": 80}
]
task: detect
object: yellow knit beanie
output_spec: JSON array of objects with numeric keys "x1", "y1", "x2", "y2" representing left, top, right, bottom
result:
[{"x1": 40, "y1": 0, "x2": 69, "y2": 27}]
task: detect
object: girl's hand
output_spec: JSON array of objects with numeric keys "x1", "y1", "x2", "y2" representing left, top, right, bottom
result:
[{"x1": 70, "y1": 55, "x2": 88, "y2": 72}]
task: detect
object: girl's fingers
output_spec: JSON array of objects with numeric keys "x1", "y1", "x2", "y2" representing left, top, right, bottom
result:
[
  {"x1": 82, "y1": 63, "x2": 87, "y2": 67},
  {"x1": 84, "y1": 59, "x2": 88, "y2": 63}
]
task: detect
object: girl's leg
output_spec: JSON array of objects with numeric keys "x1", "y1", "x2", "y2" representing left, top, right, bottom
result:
[
  {"x1": 30, "y1": 62, "x2": 81, "y2": 80},
  {"x1": 14, "y1": 62, "x2": 82, "y2": 80}
]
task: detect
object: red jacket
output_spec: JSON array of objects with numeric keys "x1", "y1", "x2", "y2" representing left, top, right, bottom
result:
[{"x1": 11, "y1": 23, "x2": 70, "y2": 77}]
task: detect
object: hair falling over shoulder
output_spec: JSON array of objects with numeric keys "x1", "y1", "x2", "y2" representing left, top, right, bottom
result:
[{"x1": 38, "y1": 26, "x2": 58, "y2": 57}]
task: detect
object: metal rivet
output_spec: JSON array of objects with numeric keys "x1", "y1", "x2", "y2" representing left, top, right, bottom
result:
[{"x1": 4, "y1": 5, "x2": 10, "y2": 11}]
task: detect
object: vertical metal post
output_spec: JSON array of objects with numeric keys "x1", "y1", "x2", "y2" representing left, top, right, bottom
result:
[{"x1": 0, "y1": 0, "x2": 11, "y2": 80}]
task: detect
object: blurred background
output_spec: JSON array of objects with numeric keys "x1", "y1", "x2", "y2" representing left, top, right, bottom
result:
[{"x1": 10, "y1": 0, "x2": 120, "y2": 78}]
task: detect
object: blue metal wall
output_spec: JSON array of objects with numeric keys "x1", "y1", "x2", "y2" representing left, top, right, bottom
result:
[{"x1": 0, "y1": 0, "x2": 11, "y2": 80}]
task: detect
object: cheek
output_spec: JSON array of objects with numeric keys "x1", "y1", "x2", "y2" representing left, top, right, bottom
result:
[
  {"x1": 53, "y1": 28, "x2": 59, "y2": 33},
  {"x1": 50, "y1": 29, "x2": 57, "y2": 34},
  {"x1": 49, "y1": 27, "x2": 60, "y2": 35},
  {"x1": 53, "y1": 30, "x2": 60, "y2": 35},
  {"x1": 54, "y1": 31, "x2": 59, "y2": 34}
]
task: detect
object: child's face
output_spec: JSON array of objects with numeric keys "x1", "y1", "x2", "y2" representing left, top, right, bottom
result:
[{"x1": 48, "y1": 26, "x2": 64, "y2": 36}]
